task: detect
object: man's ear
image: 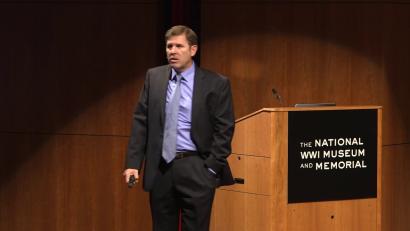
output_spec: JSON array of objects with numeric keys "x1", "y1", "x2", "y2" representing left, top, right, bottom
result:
[{"x1": 190, "y1": 45, "x2": 198, "y2": 57}]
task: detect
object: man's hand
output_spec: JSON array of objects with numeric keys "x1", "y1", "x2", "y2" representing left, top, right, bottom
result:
[{"x1": 123, "y1": 169, "x2": 139, "y2": 185}]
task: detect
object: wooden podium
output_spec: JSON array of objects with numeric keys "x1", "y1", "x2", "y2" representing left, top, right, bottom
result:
[{"x1": 211, "y1": 106, "x2": 382, "y2": 231}]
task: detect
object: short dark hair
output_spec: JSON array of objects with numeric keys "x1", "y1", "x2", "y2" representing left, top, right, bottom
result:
[{"x1": 165, "y1": 25, "x2": 198, "y2": 46}]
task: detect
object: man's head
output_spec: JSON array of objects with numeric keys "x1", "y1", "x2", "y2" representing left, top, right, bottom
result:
[{"x1": 165, "y1": 25, "x2": 198, "y2": 73}]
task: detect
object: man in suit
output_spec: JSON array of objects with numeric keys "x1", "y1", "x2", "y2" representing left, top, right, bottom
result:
[{"x1": 123, "y1": 25, "x2": 235, "y2": 231}]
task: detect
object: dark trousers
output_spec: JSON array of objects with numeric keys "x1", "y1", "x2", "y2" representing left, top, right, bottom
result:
[{"x1": 149, "y1": 156, "x2": 216, "y2": 231}]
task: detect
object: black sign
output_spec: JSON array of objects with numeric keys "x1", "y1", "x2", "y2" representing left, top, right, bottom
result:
[{"x1": 288, "y1": 109, "x2": 377, "y2": 203}]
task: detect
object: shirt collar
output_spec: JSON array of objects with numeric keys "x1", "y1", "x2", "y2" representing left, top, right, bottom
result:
[{"x1": 171, "y1": 62, "x2": 195, "y2": 81}]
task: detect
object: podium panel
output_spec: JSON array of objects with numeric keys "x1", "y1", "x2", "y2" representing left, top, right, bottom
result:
[
  {"x1": 225, "y1": 154, "x2": 271, "y2": 195},
  {"x1": 211, "y1": 190, "x2": 271, "y2": 231},
  {"x1": 211, "y1": 106, "x2": 382, "y2": 231}
]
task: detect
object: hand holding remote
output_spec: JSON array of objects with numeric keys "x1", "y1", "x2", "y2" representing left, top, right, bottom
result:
[
  {"x1": 123, "y1": 169, "x2": 139, "y2": 188},
  {"x1": 128, "y1": 175, "x2": 137, "y2": 188}
]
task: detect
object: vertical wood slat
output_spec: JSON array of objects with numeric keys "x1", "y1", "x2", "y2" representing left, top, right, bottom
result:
[
  {"x1": 381, "y1": 144, "x2": 410, "y2": 231},
  {"x1": 271, "y1": 111, "x2": 288, "y2": 231},
  {"x1": 377, "y1": 108, "x2": 383, "y2": 231}
]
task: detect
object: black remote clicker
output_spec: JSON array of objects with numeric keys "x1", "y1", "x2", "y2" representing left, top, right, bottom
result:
[{"x1": 128, "y1": 175, "x2": 136, "y2": 188}]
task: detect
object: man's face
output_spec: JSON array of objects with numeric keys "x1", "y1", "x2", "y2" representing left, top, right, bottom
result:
[{"x1": 166, "y1": 34, "x2": 197, "y2": 72}]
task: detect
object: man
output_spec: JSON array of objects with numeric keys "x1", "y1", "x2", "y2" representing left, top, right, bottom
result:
[{"x1": 123, "y1": 25, "x2": 235, "y2": 231}]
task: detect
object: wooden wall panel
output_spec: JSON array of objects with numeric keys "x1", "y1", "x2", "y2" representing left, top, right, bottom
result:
[
  {"x1": 0, "y1": 134, "x2": 151, "y2": 230},
  {"x1": 381, "y1": 5, "x2": 410, "y2": 147},
  {"x1": 382, "y1": 144, "x2": 410, "y2": 231},
  {"x1": 201, "y1": 2, "x2": 410, "y2": 146},
  {"x1": 202, "y1": 1, "x2": 410, "y2": 231},
  {"x1": 0, "y1": 1, "x2": 160, "y2": 230},
  {"x1": 0, "y1": 3, "x2": 161, "y2": 135}
]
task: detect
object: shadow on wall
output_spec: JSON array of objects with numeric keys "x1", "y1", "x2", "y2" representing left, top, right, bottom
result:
[
  {"x1": 200, "y1": 3, "x2": 410, "y2": 145},
  {"x1": 1, "y1": 2, "x2": 410, "y2": 189},
  {"x1": 0, "y1": 5, "x2": 164, "y2": 188}
]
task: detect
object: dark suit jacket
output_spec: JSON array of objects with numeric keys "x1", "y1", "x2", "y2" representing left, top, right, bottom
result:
[{"x1": 125, "y1": 64, "x2": 235, "y2": 191}]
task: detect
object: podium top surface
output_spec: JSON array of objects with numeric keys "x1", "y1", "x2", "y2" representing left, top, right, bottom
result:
[{"x1": 236, "y1": 105, "x2": 382, "y2": 122}]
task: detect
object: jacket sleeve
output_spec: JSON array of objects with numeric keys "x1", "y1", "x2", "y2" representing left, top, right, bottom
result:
[
  {"x1": 124, "y1": 71, "x2": 150, "y2": 170},
  {"x1": 204, "y1": 77, "x2": 235, "y2": 174}
]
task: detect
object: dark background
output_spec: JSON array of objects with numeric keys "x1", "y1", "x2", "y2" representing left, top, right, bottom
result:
[{"x1": 1, "y1": 0, "x2": 409, "y2": 230}]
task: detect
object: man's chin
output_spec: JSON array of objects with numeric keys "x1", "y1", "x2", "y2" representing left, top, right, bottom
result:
[{"x1": 169, "y1": 63, "x2": 181, "y2": 71}]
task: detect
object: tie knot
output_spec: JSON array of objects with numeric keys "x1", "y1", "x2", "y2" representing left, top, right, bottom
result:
[{"x1": 174, "y1": 74, "x2": 182, "y2": 83}]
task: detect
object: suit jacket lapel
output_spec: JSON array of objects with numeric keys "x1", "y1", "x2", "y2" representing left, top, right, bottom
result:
[{"x1": 158, "y1": 65, "x2": 171, "y2": 127}]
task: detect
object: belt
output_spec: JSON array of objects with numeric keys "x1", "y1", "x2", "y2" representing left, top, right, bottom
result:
[{"x1": 174, "y1": 151, "x2": 198, "y2": 159}]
